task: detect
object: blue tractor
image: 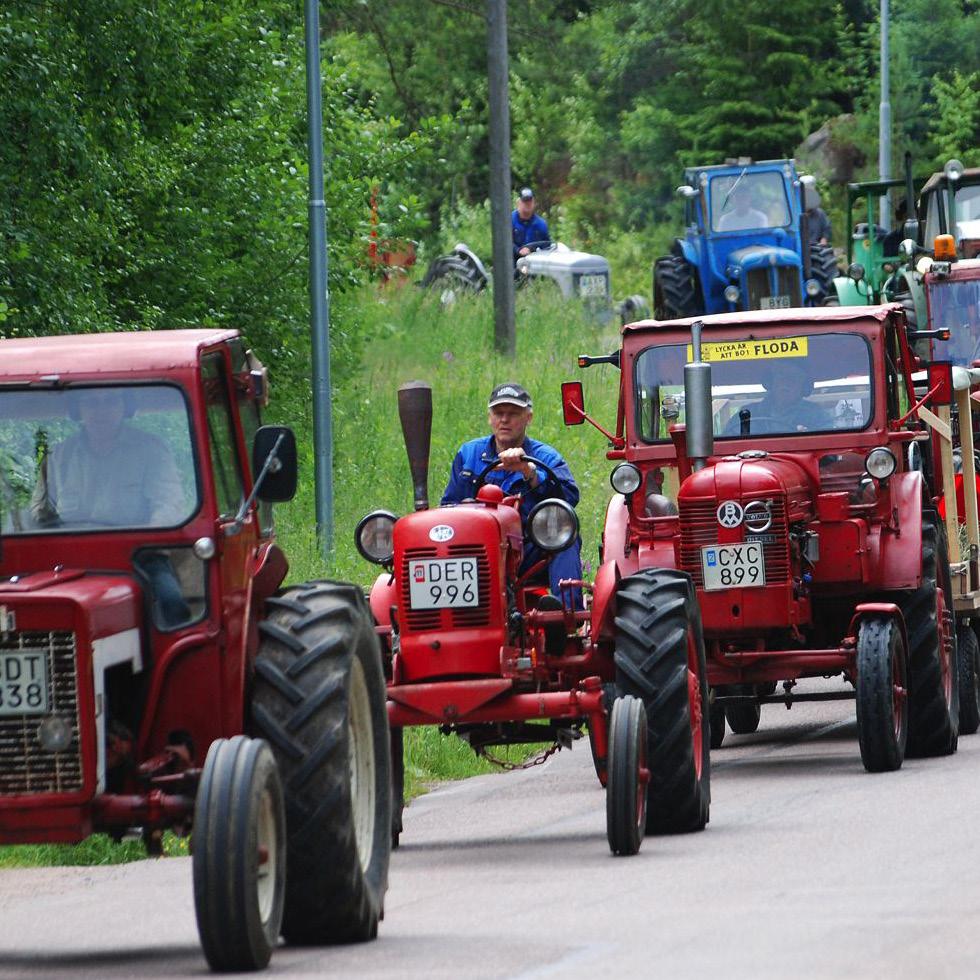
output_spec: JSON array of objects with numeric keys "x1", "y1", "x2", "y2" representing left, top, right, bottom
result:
[{"x1": 653, "y1": 159, "x2": 837, "y2": 319}]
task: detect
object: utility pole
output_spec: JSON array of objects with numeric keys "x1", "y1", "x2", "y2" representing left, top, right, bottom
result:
[
  {"x1": 304, "y1": 0, "x2": 334, "y2": 555},
  {"x1": 879, "y1": 0, "x2": 891, "y2": 228},
  {"x1": 486, "y1": 0, "x2": 515, "y2": 356}
]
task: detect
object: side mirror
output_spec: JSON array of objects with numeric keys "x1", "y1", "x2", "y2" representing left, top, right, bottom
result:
[
  {"x1": 561, "y1": 381, "x2": 586, "y2": 426},
  {"x1": 927, "y1": 361, "x2": 954, "y2": 406},
  {"x1": 676, "y1": 185, "x2": 698, "y2": 200},
  {"x1": 252, "y1": 425, "x2": 297, "y2": 502}
]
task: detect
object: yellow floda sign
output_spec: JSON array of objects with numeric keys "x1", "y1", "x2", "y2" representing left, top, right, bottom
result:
[{"x1": 686, "y1": 336, "x2": 809, "y2": 362}]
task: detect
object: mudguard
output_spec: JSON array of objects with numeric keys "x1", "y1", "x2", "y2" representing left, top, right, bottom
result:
[
  {"x1": 870, "y1": 471, "x2": 926, "y2": 590},
  {"x1": 833, "y1": 275, "x2": 871, "y2": 306},
  {"x1": 590, "y1": 559, "x2": 622, "y2": 642}
]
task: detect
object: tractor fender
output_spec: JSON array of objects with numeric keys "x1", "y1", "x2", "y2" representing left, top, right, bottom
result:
[
  {"x1": 847, "y1": 602, "x2": 910, "y2": 660},
  {"x1": 869, "y1": 471, "x2": 925, "y2": 590},
  {"x1": 590, "y1": 559, "x2": 622, "y2": 641},
  {"x1": 831, "y1": 275, "x2": 867, "y2": 306},
  {"x1": 601, "y1": 493, "x2": 630, "y2": 565},
  {"x1": 675, "y1": 237, "x2": 698, "y2": 269},
  {"x1": 369, "y1": 571, "x2": 397, "y2": 629}
]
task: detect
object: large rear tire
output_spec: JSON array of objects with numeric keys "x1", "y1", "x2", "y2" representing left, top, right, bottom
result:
[
  {"x1": 251, "y1": 581, "x2": 391, "y2": 945},
  {"x1": 855, "y1": 616, "x2": 908, "y2": 772},
  {"x1": 193, "y1": 736, "x2": 286, "y2": 973},
  {"x1": 614, "y1": 569, "x2": 710, "y2": 833},
  {"x1": 653, "y1": 255, "x2": 701, "y2": 320},
  {"x1": 957, "y1": 624, "x2": 980, "y2": 735},
  {"x1": 808, "y1": 243, "x2": 838, "y2": 296},
  {"x1": 606, "y1": 695, "x2": 648, "y2": 856},
  {"x1": 900, "y1": 518, "x2": 959, "y2": 756}
]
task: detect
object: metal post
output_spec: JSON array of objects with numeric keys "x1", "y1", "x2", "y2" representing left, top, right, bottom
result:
[
  {"x1": 304, "y1": 0, "x2": 333, "y2": 556},
  {"x1": 879, "y1": 0, "x2": 891, "y2": 228},
  {"x1": 486, "y1": 0, "x2": 515, "y2": 356}
]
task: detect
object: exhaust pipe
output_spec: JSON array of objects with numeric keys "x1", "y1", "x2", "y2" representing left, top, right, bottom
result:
[
  {"x1": 398, "y1": 381, "x2": 432, "y2": 510},
  {"x1": 685, "y1": 320, "x2": 714, "y2": 472}
]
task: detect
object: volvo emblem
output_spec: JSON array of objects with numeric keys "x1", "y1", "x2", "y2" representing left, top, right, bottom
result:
[
  {"x1": 744, "y1": 499, "x2": 773, "y2": 533},
  {"x1": 429, "y1": 524, "x2": 455, "y2": 542},
  {"x1": 716, "y1": 500, "x2": 744, "y2": 528}
]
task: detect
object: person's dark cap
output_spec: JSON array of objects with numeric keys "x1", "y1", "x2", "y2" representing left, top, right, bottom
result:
[
  {"x1": 488, "y1": 382, "x2": 532, "y2": 409},
  {"x1": 519, "y1": 187, "x2": 534, "y2": 201}
]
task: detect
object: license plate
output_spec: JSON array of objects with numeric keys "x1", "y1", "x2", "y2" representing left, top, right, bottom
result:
[
  {"x1": 701, "y1": 542, "x2": 766, "y2": 591},
  {"x1": 408, "y1": 557, "x2": 479, "y2": 609},
  {"x1": 0, "y1": 650, "x2": 49, "y2": 716},
  {"x1": 760, "y1": 294, "x2": 791, "y2": 310},
  {"x1": 579, "y1": 274, "x2": 607, "y2": 298}
]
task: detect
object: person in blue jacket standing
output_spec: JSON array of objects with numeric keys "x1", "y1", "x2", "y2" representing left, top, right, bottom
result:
[
  {"x1": 512, "y1": 187, "x2": 550, "y2": 263},
  {"x1": 442, "y1": 381, "x2": 582, "y2": 607}
]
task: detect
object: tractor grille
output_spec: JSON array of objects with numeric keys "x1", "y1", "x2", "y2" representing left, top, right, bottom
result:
[
  {"x1": 679, "y1": 498, "x2": 790, "y2": 587},
  {"x1": 745, "y1": 267, "x2": 802, "y2": 310},
  {"x1": 0, "y1": 631, "x2": 83, "y2": 796},
  {"x1": 400, "y1": 545, "x2": 492, "y2": 633}
]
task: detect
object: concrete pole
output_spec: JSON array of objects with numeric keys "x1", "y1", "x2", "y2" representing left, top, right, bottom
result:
[
  {"x1": 879, "y1": 0, "x2": 891, "y2": 228},
  {"x1": 486, "y1": 0, "x2": 516, "y2": 356},
  {"x1": 304, "y1": 0, "x2": 334, "y2": 555}
]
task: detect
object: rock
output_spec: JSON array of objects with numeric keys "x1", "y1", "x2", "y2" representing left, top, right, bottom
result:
[{"x1": 796, "y1": 115, "x2": 866, "y2": 184}]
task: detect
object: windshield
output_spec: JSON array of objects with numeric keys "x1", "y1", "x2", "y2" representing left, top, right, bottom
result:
[
  {"x1": 929, "y1": 279, "x2": 980, "y2": 365},
  {"x1": 0, "y1": 385, "x2": 198, "y2": 534},
  {"x1": 925, "y1": 184, "x2": 980, "y2": 243},
  {"x1": 635, "y1": 332, "x2": 873, "y2": 441},
  {"x1": 711, "y1": 171, "x2": 791, "y2": 233}
]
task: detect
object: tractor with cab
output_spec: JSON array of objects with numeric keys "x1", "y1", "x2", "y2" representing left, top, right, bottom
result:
[
  {"x1": 565, "y1": 303, "x2": 975, "y2": 771},
  {"x1": 355, "y1": 382, "x2": 709, "y2": 856},
  {"x1": 0, "y1": 330, "x2": 391, "y2": 972},
  {"x1": 654, "y1": 159, "x2": 837, "y2": 320}
]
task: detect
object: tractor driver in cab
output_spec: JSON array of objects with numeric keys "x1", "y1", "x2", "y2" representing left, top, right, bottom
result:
[
  {"x1": 512, "y1": 187, "x2": 550, "y2": 264},
  {"x1": 723, "y1": 361, "x2": 830, "y2": 435},
  {"x1": 716, "y1": 181, "x2": 770, "y2": 232},
  {"x1": 442, "y1": 382, "x2": 583, "y2": 607}
]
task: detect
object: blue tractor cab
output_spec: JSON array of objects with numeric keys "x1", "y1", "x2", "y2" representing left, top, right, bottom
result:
[{"x1": 653, "y1": 159, "x2": 837, "y2": 319}]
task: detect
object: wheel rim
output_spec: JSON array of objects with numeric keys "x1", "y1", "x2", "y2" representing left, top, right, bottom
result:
[
  {"x1": 348, "y1": 656, "x2": 377, "y2": 873},
  {"x1": 687, "y1": 632, "x2": 704, "y2": 780},
  {"x1": 255, "y1": 783, "x2": 278, "y2": 924}
]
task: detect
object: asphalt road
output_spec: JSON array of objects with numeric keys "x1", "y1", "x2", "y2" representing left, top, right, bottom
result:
[{"x1": 3, "y1": 677, "x2": 980, "y2": 979}]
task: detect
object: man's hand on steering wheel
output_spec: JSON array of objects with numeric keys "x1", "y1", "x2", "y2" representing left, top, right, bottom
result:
[{"x1": 474, "y1": 453, "x2": 560, "y2": 494}]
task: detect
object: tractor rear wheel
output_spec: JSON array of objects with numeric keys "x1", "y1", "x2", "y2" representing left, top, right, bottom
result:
[
  {"x1": 193, "y1": 736, "x2": 286, "y2": 972},
  {"x1": 654, "y1": 255, "x2": 701, "y2": 320},
  {"x1": 957, "y1": 624, "x2": 980, "y2": 735},
  {"x1": 606, "y1": 695, "x2": 648, "y2": 856},
  {"x1": 855, "y1": 616, "x2": 908, "y2": 772},
  {"x1": 251, "y1": 581, "x2": 391, "y2": 945},
  {"x1": 808, "y1": 243, "x2": 838, "y2": 296},
  {"x1": 614, "y1": 569, "x2": 710, "y2": 834},
  {"x1": 900, "y1": 518, "x2": 959, "y2": 756},
  {"x1": 724, "y1": 684, "x2": 762, "y2": 735}
]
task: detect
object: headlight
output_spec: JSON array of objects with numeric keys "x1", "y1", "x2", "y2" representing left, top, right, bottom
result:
[
  {"x1": 37, "y1": 716, "x2": 72, "y2": 753},
  {"x1": 724, "y1": 284, "x2": 740, "y2": 304},
  {"x1": 865, "y1": 447, "x2": 897, "y2": 481},
  {"x1": 355, "y1": 510, "x2": 397, "y2": 564},
  {"x1": 527, "y1": 499, "x2": 579, "y2": 553},
  {"x1": 610, "y1": 463, "x2": 642, "y2": 495},
  {"x1": 805, "y1": 278, "x2": 821, "y2": 297},
  {"x1": 847, "y1": 262, "x2": 865, "y2": 282}
]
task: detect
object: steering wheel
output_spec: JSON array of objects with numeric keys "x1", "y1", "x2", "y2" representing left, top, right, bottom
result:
[
  {"x1": 474, "y1": 454, "x2": 561, "y2": 492},
  {"x1": 517, "y1": 241, "x2": 554, "y2": 256}
]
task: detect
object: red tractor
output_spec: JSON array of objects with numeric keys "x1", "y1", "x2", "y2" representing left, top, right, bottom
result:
[
  {"x1": 355, "y1": 383, "x2": 710, "y2": 856},
  {"x1": 0, "y1": 331, "x2": 391, "y2": 972},
  {"x1": 565, "y1": 305, "x2": 968, "y2": 773}
]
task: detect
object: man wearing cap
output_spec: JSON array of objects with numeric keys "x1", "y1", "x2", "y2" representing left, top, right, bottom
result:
[
  {"x1": 441, "y1": 382, "x2": 582, "y2": 605},
  {"x1": 512, "y1": 187, "x2": 550, "y2": 263}
]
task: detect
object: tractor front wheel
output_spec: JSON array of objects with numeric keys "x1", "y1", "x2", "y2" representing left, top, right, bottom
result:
[
  {"x1": 724, "y1": 684, "x2": 762, "y2": 735},
  {"x1": 251, "y1": 581, "x2": 391, "y2": 945},
  {"x1": 855, "y1": 616, "x2": 908, "y2": 772},
  {"x1": 391, "y1": 727, "x2": 405, "y2": 848},
  {"x1": 709, "y1": 695, "x2": 726, "y2": 749},
  {"x1": 606, "y1": 695, "x2": 648, "y2": 856},
  {"x1": 614, "y1": 568, "x2": 710, "y2": 833},
  {"x1": 193, "y1": 736, "x2": 286, "y2": 972},
  {"x1": 957, "y1": 624, "x2": 980, "y2": 735}
]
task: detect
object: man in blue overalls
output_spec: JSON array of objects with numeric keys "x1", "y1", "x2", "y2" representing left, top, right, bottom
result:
[
  {"x1": 441, "y1": 382, "x2": 582, "y2": 608},
  {"x1": 512, "y1": 188, "x2": 550, "y2": 264}
]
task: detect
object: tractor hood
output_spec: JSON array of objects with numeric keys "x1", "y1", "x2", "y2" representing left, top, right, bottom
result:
[
  {"x1": 678, "y1": 455, "x2": 813, "y2": 524},
  {"x1": 725, "y1": 245, "x2": 802, "y2": 275},
  {"x1": 519, "y1": 245, "x2": 609, "y2": 276}
]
